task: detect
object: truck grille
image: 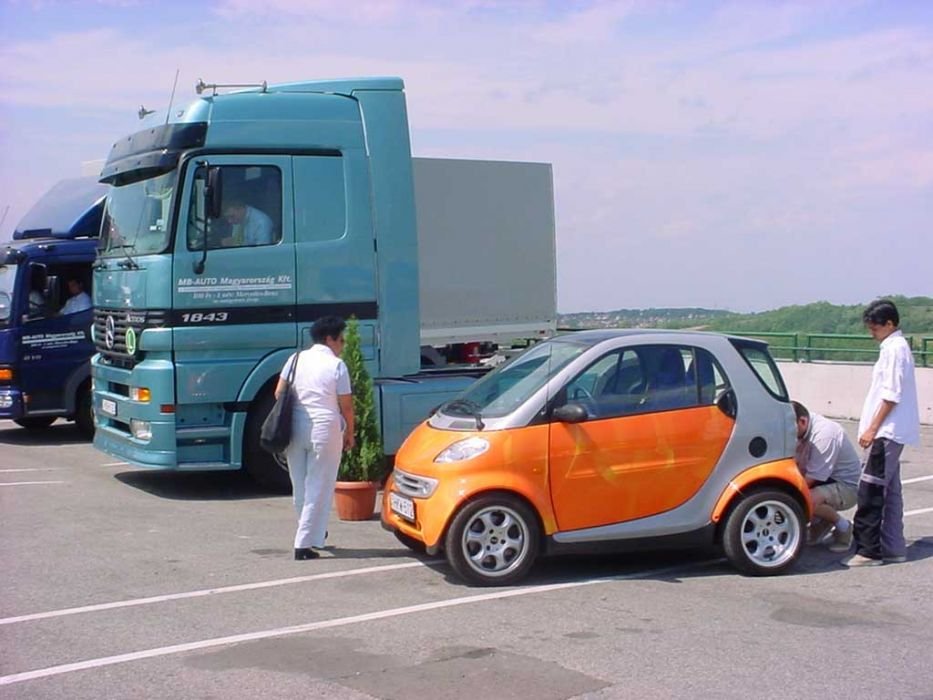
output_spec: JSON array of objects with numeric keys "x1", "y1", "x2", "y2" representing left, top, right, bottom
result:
[{"x1": 94, "y1": 308, "x2": 168, "y2": 368}]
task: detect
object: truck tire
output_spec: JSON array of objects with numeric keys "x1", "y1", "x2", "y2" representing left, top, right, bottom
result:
[
  {"x1": 243, "y1": 387, "x2": 292, "y2": 493},
  {"x1": 74, "y1": 383, "x2": 94, "y2": 438},
  {"x1": 15, "y1": 417, "x2": 56, "y2": 430}
]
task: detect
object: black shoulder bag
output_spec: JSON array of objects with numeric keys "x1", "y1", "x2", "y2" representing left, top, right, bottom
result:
[{"x1": 260, "y1": 352, "x2": 299, "y2": 454}]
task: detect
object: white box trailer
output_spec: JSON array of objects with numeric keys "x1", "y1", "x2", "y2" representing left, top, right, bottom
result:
[{"x1": 412, "y1": 157, "x2": 557, "y2": 347}]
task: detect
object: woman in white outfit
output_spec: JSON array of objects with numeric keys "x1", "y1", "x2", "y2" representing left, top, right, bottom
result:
[{"x1": 275, "y1": 316, "x2": 355, "y2": 560}]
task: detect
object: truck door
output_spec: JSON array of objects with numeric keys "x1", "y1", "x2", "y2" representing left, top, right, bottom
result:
[
  {"x1": 293, "y1": 152, "x2": 378, "y2": 372},
  {"x1": 172, "y1": 156, "x2": 296, "y2": 406}
]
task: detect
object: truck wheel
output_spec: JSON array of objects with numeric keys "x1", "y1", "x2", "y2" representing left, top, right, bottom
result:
[
  {"x1": 445, "y1": 494, "x2": 539, "y2": 586},
  {"x1": 722, "y1": 489, "x2": 804, "y2": 576},
  {"x1": 74, "y1": 384, "x2": 94, "y2": 438},
  {"x1": 243, "y1": 388, "x2": 292, "y2": 493},
  {"x1": 15, "y1": 417, "x2": 56, "y2": 430}
]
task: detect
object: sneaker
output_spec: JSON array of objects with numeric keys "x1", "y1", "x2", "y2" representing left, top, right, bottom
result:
[
  {"x1": 883, "y1": 555, "x2": 907, "y2": 564},
  {"x1": 827, "y1": 521, "x2": 853, "y2": 552},
  {"x1": 807, "y1": 519, "x2": 834, "y2": 546},
  {"x1": 842, "y1": 554, "x2": 883, "y2": 567}
]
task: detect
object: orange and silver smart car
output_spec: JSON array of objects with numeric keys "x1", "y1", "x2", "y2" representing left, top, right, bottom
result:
[{"x1": 382, "y1": 330, "x2": 810, "y2": 586}]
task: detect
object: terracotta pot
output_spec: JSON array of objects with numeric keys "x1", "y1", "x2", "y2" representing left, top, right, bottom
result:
[{"x1": 333, "y1": 480, "x2": 379, "y2": 521}]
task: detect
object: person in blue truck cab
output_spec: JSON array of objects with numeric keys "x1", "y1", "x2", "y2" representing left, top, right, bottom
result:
[
  {"x1": 60, "y1": 278, "x2": 91, "y2": 315},
  {"x1": 220, "y1": 199, "x2": 274, "y2": 247}
]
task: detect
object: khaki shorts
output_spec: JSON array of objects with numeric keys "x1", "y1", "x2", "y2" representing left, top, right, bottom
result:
[{"x1": 812, "y1": 481, "x2": 858, "y2": 512}]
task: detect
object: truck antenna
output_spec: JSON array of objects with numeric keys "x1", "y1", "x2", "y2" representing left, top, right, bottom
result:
[
  {"x1": 165, "y1": 68, "x2": 180, "y2": 125},
  {"x1": 195, "y1": 79, "x2": 268, "y2": 96}
]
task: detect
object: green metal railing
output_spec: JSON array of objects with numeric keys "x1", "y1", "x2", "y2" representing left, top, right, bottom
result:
[{"x1": 729, "y1": 332, "x2": 933, "y2": 367}]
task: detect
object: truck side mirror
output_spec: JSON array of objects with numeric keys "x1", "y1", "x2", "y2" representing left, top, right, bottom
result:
[
  {"x1": 552, "y1": 402, "x2": 588, "y2": 423},
  {"x1": 205, "y1": 167, "x2": 223, "y2": 220}
]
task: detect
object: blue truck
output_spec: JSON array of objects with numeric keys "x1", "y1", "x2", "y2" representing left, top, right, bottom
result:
[
  {"x1": 0, "y1": 177, "x2": 108, "y2": 434},
  {"x1": 90, "y1": 77, "x2": 556, "y2": 490}
]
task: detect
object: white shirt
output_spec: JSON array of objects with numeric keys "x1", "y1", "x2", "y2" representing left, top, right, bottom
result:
[
  {"x1": 280, "y1": 344, "x2": 351, "y2": 440},
  {"x1": 237, "y1": 206, "x2": 274, "y2": 246},
  {"x1": 795, "y1": 413, "x2": 862, "y2": 487},
  {"x1": 61, "y1": 291, "x2": 91, "y2": 315},
  {"x1": 858, "y1": 330, "x2": 920, "y2": 446}
]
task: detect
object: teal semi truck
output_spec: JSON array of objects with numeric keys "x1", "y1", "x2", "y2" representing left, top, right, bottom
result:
[{"x1": 91, "y1": 77, "x2": 556, "y2": 490}]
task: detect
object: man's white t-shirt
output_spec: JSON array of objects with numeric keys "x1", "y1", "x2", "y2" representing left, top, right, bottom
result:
[
  {"x1": 858, "y1": 330, "x2": 920, "y2": 446},
  {"x1": 61, "y1": 291, "x2": 91, "y2": 315},
  {"x1": 280, "y1": 344, "x2": 351, "y2": 443}
]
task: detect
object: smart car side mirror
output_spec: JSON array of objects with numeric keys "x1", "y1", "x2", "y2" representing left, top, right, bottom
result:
[{"x1": 552, "y1": 402, "x2": 589, "y2": 423}]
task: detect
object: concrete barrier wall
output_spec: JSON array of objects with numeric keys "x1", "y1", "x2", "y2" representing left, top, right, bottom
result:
[{"x1": 778, "y1": 361, "x2": 933, "y2": 426}]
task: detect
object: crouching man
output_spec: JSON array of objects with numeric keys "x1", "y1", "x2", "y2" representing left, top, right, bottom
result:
[{"x1": 793, "y1": 401, "x2": 861, "y2": 552}]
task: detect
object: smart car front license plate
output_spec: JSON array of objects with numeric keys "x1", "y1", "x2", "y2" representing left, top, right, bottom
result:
[
  {"x1": 390, "y1": 492, "x2": 415, "y2": 521},
  {"x1": 101, "y1": 399, "x2": 117, "y2": 416}
]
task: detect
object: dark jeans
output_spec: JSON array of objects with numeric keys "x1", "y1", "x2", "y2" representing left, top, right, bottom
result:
[{"x1": 853, "y1": 438, "x2": 905, "y2": 560}]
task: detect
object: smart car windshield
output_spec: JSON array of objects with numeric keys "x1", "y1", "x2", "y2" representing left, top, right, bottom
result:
[
  {"x1": 99, "y1": 171, "x2": 176, "y2": 258},
  {"x1": 445, "y1": 338, "x2": 592, "y2": 419}
]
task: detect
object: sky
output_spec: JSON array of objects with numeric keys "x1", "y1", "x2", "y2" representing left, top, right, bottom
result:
[{"x1": 1, "y1": 0, "x2": 931, "y2": 314}]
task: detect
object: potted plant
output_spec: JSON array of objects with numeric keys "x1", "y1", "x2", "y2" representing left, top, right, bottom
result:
[{"x1": 334, "y1": 317, "x2": 386, "y2": 520}]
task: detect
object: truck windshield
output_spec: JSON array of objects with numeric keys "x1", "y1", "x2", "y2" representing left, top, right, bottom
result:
[
  {"x1": 447, "y1": 338, "x2": 590, "y2": 419},
  {"x1": 0, "y1": 264, "x2": 15, "y2": 325},
  {"x1": 99, "y1": 171, "x2": 176, "y2": 257}
]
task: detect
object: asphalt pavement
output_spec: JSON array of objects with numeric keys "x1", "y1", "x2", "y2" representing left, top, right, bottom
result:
[{"x1": 2, "y1": 418, "x2": 932, "y2": 699}]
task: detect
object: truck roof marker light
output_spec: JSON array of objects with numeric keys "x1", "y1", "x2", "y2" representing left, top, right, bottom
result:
[{"x1": 160, "y1": 404, "x2": 175, "y2": 414}]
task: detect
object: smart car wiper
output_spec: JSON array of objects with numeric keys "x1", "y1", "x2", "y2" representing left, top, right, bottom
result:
[{"x1": 442, "y1": 399, "x2": 485, "y2": 431}]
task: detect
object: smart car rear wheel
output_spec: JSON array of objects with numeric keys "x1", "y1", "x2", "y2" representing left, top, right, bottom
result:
[
  {"x1": 723, "y1": 490, "x2": 804, "y2": 575},
  {"x1": 445, "y1": 494, "x2": 539, "y2": 586}
]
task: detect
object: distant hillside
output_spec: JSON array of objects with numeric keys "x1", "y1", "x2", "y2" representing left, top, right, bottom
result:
[{"x1": 559, "y1": 296, "x2": 933, "y2": 335}]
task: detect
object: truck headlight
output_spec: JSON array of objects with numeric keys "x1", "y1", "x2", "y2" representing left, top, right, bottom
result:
[
  {"x1": 434, "y1": 437, "x2": 490, "y2": 463},
  {"x1": 129, "y1": 419, "x2": 152, "y2": 442}
]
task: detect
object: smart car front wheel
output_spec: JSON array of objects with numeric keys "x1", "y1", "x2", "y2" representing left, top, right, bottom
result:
[
  {"x1": 723, "y1": 489, "x2": 804, "y2": 575},
  {"x1": 445, "y1": 494, "x2": 540, "y2": 586}
]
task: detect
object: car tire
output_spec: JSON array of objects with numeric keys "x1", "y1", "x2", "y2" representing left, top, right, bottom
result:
[
  {"x1": 243, "y1": 387, "x2": 292, "y2": 493},
  {"x1": 722, "y1": 489, "x2": 804, "y2": 576},
  {"x1": 14, "y1": 416, "x2": 56, "y2": 430},
  {"x1": 75, "y1": 383, "x2": 94, "y2": 438},
  {"x1": 445, "y1": 493, "x2": 540, "y2": 586}
]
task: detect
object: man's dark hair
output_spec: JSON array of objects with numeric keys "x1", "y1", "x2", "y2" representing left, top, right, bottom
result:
[
  {"x1": 311, "y1": 316, "x2": 346, "y2": 344},
  {"x1": 791, "y1": 400, "x2": 809, "y2": 422},
  {"x1": 862, "y1": 299, "x2": 899, "y2": 327}
]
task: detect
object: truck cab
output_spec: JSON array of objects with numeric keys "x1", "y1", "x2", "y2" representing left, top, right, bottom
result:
[
  {"x1": 0, "y1": 178, "x2": 107, "y2": 433},
  {"x1": 91, "y1": 77, "x2": 555, "y2": 490}
]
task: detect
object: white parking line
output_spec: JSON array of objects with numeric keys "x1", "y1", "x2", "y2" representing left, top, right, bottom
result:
[
  {"x1": 0, "y1": 558, "x2": 722, "y2": 687},
  {"x1": 903, "y1": 474, "x2": 933, "y2": 485},
  {"x1": 100, "y1": 462, "x2": 128, "y2": 467},
  {"x1": 0, "y1": 481, "x2": 67, "y2": 487},
  {"x1": 905, "y1": 506, "x2": 933, "y2": 517},
  {"x1": 0, "y1": 468, "x2": 64, "y2": 473},
  {"x1": 0, "y1": 561, "x2": 426, "y2": 626}
]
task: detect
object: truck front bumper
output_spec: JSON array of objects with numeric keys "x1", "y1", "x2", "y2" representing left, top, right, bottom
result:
[{"x1": 0, "y1": 387, "x2": 25, "y2": 420}]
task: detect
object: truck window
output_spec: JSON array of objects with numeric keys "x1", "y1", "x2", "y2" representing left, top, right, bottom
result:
[
  {"x1": 293, "y1": 155, "x2": 346, "y2": 242},
  {"x1": 187, "y1": 165, "x2": 283, "y2": 250}
]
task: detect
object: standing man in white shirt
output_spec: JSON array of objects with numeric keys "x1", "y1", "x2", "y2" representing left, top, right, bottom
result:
[{"x1": 844, "y1": 299, "x2": 921, "y2": 567}]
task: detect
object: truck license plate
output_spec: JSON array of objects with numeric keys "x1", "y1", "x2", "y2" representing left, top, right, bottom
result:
[
  {"x1": 101, "y1": 399, "x2": 117, "y2": 416},
  {"x1": 390, "y1": 492, "x2": 415, "y2": 521}
]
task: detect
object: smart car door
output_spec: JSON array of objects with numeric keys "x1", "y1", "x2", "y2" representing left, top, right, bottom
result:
[{"x1": 548, "y1": 345, "x2": 735, "y2": 531}]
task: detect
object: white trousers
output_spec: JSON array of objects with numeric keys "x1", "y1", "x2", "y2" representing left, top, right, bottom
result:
[{"x1": 285, "y1": 417, "x2": 342, "y2": 549}]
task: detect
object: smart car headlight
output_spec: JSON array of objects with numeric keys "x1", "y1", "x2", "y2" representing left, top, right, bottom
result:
[{"x1": 434, "y1": 436, "x2": 490, "y2": 463}]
